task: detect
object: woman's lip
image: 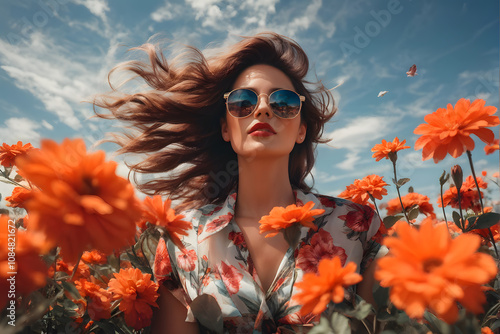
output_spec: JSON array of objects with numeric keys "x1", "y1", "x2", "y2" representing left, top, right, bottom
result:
[
  {"x1": 249, "y1": 130, "x2": 275, "y2": 137},
  {"x1": 248, "y1": 122, "x2": 276, "y2": 134}
]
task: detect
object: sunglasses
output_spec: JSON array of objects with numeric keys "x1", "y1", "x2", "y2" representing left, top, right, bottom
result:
[{"x1": 224, "y1": 88, "x2": 305, "y2": 119}]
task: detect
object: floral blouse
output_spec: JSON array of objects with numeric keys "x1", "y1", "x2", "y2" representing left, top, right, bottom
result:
[{"x1": 153, "y1": 189, "x2": 383, "y2": 333}]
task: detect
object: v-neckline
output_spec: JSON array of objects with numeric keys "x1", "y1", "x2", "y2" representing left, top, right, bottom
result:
[{"x1": 231, "y1": 218, "x2": 293, "y2": 296}]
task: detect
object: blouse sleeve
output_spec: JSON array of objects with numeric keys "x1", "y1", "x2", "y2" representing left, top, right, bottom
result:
[{"x1": 152, "y1": 209, "x2": 201, "y2": 321}]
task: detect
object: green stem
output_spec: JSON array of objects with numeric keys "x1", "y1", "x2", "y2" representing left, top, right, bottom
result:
[
  {"x1": 466, "y1": 150, "x2": 498, "y2": 258},
  {"x1": 466, "y1": 151, "x2": 485, "y2": 210},
  {"x1": 439, "y1": 183, "x2": 450, "y2": 234},
  {"x1": 455, "y1": 182, "x2": 465, "y2": 232},
  {"x1": 369, "y1": 193, "x2": 382, "y2": 219},
  {"x1": 69, "y1": 252, "x2": 83, "y2": 281},
  {"x1": 0, "y1": 169, "x2": 30, "y2": 189},
  {"x1": 392, "y1": 161, "x2": 410, "y2": 224}
]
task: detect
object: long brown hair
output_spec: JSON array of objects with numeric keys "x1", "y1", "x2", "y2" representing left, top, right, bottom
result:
[{"x1": 93, "y1": 32, "x2": 336, "y2": 210}]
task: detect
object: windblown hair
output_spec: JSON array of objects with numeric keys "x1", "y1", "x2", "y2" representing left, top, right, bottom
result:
[{"x1": 94, "y1": 32, "x2": 336, "y2": 210}]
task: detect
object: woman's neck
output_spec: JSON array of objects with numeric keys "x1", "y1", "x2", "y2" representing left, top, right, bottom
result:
[{"x1": 235, "y1": 155, "x2": 295, "y2": 221}]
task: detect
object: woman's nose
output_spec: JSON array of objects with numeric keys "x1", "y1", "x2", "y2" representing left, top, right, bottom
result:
[{"x1": 253, "y1": 94, "x2": 273, "y2": 118}]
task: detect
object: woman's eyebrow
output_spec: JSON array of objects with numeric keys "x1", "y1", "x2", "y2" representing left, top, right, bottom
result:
[{"x1": 235, "y1": 86, "x2": 290, "y2": 94}]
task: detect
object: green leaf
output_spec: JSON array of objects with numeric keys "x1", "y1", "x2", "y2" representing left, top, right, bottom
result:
[
  {"x1": 491, "y1": 319, "x2": 500, "y2": 330},
  {"x1": 396, "y1": 178, "x2": 410, "y2": 188},
  {"x1": 107, "y1": 251, "x2": 120, "y2": 271},
  {"x1": 423, "y1": 310, "x2": 452, "y2": 334},
  {"x1": 452, "y1": 211, "x2": 462, "y2": 230},
  {"x1": 61, "y1": 281, "x2": 81, "y2": 301},
  {"x1": 373, "y1": 285, "x2": 390, "y2": 308},
  {"x1": 330, "y1": 312, "x2": 351, "y2": 334},
  {"x1": 465, "y1": 212, "x2": 500, "y2": 231},
  {"x1": 407, "y1": 206, "x2": 420, "y2": 220},
  {"x1": 383, "y1": 215, "x2": 403, "y2": 229},
  {"x1": 439, "y1": 170, "x2": 450, "y2": 185},
  {"x1": 309, "y1": 316, "x2": 334, "y2": 334},
  {"x1": 347, "y1": 300, "x2": 373, "y2": 320},
  {"x1": 142, "y1": 232, "x2": 160, "y2": 268},
  {"x1": 93, "y1": 320, "x2": 120, "y2": 333},
  {"x1": 190, "y1": 294, "x2": 223, "y2": 334}
]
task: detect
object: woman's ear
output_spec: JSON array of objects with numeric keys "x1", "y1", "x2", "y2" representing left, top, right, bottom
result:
[
  {"x1": 220, "y1": 117, "x2": 230, "y2": 142},
  {"x1": 296, "y1": 122, "x2": 307, "y2": 144}
]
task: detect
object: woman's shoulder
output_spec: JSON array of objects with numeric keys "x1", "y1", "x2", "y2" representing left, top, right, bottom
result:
[
  {"x1": 181, "y1": 201, "x2": 229, "y2": 227},
  {"x1": 301, "y1": 190, "x2": 369, "y2": 212}
]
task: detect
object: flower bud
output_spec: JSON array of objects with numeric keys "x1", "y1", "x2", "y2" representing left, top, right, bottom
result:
[{"x1": 451, "y1": 165, "x2": 463, "y2": 191}]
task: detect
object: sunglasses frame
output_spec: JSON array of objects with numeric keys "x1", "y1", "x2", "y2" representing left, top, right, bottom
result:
[{"x1": 223, "y1": 88, "x2": 305, "y2": 119}]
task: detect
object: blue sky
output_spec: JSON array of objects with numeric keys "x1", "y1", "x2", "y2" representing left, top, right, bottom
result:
[{"x1": 0, "y1": 0, "x2": 499, "y2": 216}]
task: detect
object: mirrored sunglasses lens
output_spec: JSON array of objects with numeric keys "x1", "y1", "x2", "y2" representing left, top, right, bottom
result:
[
  {"x1": 227, "y1": 89, "x2": 258, "y2": 117},
  {"x1": 269, "y1": 90, "x2": 301, "y2": 118}
]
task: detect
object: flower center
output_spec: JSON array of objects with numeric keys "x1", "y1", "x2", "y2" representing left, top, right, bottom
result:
[
  {"x1": 82, "y1": 176, "x2": 98, "y2": 195},
  {"x1": 422, "y1": 258, "x2": 443, "y2": 273}
]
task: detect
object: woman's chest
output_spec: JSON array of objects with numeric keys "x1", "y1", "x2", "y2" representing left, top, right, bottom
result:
[{"x1": 235, "y1": 217, "x2": 290, "y2": 293}]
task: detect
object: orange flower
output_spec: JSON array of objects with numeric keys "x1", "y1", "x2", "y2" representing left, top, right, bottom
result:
[
  {"x1": 414, "y1": 98, "x2": 499, "y2": 163},
  {"x1": 339, "y1": 174, "x2": 389, "y2": 205},
  {"x1": 259, "y1": 201, "x2": 325, "y2": 238},
  {"x1": 439, "y1": 175, "x2": 487, "y2": 213},
  {"x1": 81, "y1": 250, "x2": 108, "y2": 265},
  {"x1": 375, "y1": 220, "x2": 497, "y2": 324},
  {"x1": 15, "y1": 139, "x2": 143, "y2": 262},
  {"x1": 108, "y1": 268, "x2": 159, "y2": 330},
  {"x1": 48, "y1": 259, "x2": 91, "y2": 281},
  {"x1": 0, "y1": 141, "x2": 34, "y2": 167},
  {"x1": 75, "y1": 278, "x2": 112, "y2": 321},
  {"x1": 142, "y1": 196, "x2": 192, "y2": 248},
  {"x1": 484, "y1": 139, "x2": 499, "y2": 155},
  {"x1": 371, "y1": 137, "x2": 410, "y2": 161},
  {"x1": 429, "y1": 218, "x2": 462, "y2": 235},
  {"x1": 385, "y1": 192, "x2": 435, "y2": 218},
  {"x1": 292, "y1": 257, "x2": 362, "y2": 316},
  {"x1": 470, "y1": 223, "x2": 500, "y2": 246},
  {"x1": 481, "y1": 327, "x2": 494, "y2": 334},
  {"x1": 5, "y1": 186, "x2": 33, "y2": 208},
  {"x1": 0, "y1": 215, "x2": 48, "y2": 309}
]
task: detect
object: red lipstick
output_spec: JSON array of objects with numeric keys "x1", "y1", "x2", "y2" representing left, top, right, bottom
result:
[{"x1": 248, "y1": 122, "x2": 276, "y2": 136}]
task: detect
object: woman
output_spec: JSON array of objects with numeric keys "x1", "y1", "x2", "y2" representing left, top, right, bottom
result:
[{"x1": 95, "y1": 32, "x2": 382, "y2": 333}]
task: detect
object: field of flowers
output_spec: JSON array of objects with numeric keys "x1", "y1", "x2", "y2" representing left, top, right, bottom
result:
[{"x1": 0, "y1": 97, "x2": 499, "y2": 333}]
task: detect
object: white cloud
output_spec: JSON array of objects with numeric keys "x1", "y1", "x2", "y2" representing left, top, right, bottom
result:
[
  {"x1": 240, "y1": 0, "x2": 277, "y2": 14},
  {"x1": 0, "y1": 182, "x2": 16, "y2": 210},
  {"x1": 151, "y1": 2, "x2": 182, "y2": 22},
  {"x1": 369, "y1": 57, "x2": 397, "y2": 78},
  {"x1": 325, "y1": 115, "x2": 399, "y2": 151},
  {"x1": 41, "y1": 120, "x2": 54, "y2": 130},
  {"x1": 336, "y1": 152, "x2": 361, "y2": 170},
  {"x1": 402, "y1": 85, "x2": 444, "y2": 117},
  {"x1": 73, "y1": 0, "x2": 109, "y2": 22},
  {"x1": 0, "y1": 117, "x2": 42, "y2": 145},
  {"x1": 0, "y1": 27, "x2": 125, "y2": 131},
  {"x1": 458, "y1": 68, "x2": 499, "y2": 102},
  {"x1": 185, "y1": 0, "x2": 228, "y2": 30}
]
